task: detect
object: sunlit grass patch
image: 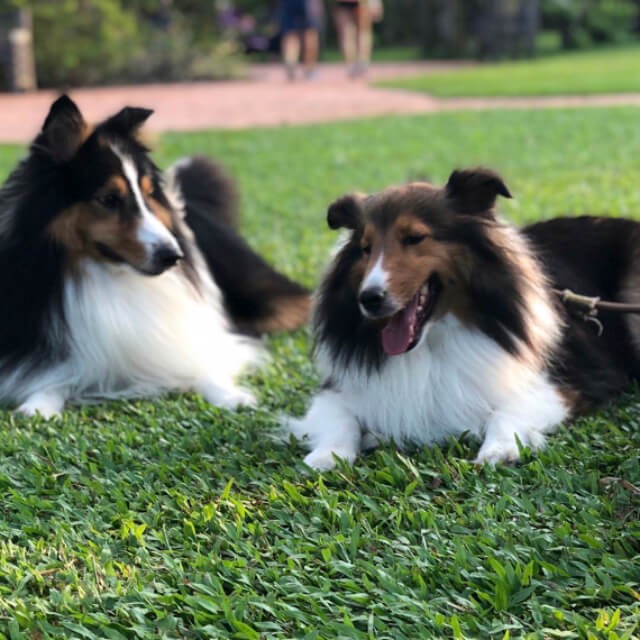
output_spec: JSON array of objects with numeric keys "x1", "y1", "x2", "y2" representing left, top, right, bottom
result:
[{"x1": 379, "y1": 45, "x2": 640, "y2": 97}]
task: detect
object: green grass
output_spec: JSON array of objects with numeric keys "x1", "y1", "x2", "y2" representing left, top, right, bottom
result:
[
  {"x1": 322, "y1": 46, "x2": 422, "y2": 63},
  {"x1": 379, "y1": 45, "x2": 640, "y2": 97},
  {"x1": 1, "y1": 107, "x2": 640, "y2": 638}
]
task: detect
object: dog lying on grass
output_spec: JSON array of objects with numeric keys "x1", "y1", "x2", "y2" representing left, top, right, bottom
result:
[
  {"x1": 0, "y1": 95, "x2": 309, "y2": 416},
  {"x1": 287, "y1": 168, "x2": 640, "y2": 468}
]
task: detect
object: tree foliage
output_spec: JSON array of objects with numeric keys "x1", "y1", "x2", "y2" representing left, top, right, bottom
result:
[
  {"x1": 408, "y1": 0, "x2": 638, "y2": 60},
  {"x1": 543, "y1": 0, "x2": 638, "y2": 49},
  {"x1": 0, "y1": 0, "x2": 241, "y2": 88},
  {"x1": 2, "y1": 0, "x2": 639, "y2": 87}
]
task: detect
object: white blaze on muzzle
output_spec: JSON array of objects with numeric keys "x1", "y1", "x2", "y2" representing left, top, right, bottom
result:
[
  {"x1": 113, "y1": 147, "x2": 181, "y2": 260},
  {"x1": 359, "y1": 252, "x2": 393, "y2": 318},
  {"x1": 361, "y1": 253, "x2": 389, "y2": 292}
]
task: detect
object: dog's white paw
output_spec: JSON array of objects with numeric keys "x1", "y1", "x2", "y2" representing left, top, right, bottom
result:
[
  {"x1": 475, "y1": 438, "x2": 520, "y2": 465},
  {"x1": 16, "y1": 392, "x2": 65, "y2": 419},
  {"x1": 223, "y1": 387, "x2": 257, "y2": 409},
  {"x1": 284, "y1": 415, "x2": 313, "y2": 440},
  {"x1": 199, "y1": 382, "x2": 257, "y2": 410},
  {"x1": 303, "y1": 447, "x2": 356, "y2": 471}
]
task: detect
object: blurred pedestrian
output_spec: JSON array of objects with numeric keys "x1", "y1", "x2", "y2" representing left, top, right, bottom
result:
[
  {"x1": 280, "y1": 0, "x2": 323, "y2": 80},
  {"x1": 333, "y1": 0, "x2": 382, "y2": 78}
]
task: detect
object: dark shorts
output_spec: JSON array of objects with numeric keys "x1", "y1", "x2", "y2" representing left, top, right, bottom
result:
[
  {"x1": 280, "y1": 0, "x2": 320, "y2": 32},
  {"x1": 336, "y1": 0, "x2": 359, "y2": 13}
]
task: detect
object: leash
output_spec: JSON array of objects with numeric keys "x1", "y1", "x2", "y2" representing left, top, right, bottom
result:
[{"x1": 552, "y1": 288, "x2": 640, "y2": 336}]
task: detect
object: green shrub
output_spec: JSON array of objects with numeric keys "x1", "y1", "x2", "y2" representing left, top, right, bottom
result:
[
  {"x1": 542, "y1": 0, "x2": 639, "y2": 49},
  {"x1": 124, "y1": 14, "x2": 244, "y2": 84},
  {"x1": 28, "y1": 0, "x2": 140, "y2": 87},
  {"x1": 5, "y1": 0, "x2": 244, "y2": 87},
  {"x1": 586, "y1": 0, "x2": 638, "y2": 43}
]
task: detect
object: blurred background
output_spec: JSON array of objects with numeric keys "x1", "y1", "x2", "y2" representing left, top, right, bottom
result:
[{"x1": 1, "y1": 0, "x2": 639, "y2": 91}]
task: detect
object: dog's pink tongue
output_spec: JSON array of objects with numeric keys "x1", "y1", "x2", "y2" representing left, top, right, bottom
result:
[{"x1": 381, "y1": 297, "x2": 418, "y2": 356}]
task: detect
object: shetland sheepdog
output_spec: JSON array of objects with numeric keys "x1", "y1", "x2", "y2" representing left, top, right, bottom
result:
[
  {"x1": 0, "y1": 95, "x2": 309, "y2": 417},
  {"x1": 287, "y1": 168, "x2": 640, "y2": 469}
]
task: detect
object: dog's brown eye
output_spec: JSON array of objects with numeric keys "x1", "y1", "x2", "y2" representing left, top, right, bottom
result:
[
  {"x1": 361, "y1": 244, "x2": 372, "y2": 256},
  {"x1": 402, "y1": 234, "x2": 427, "y2": 247},
  {"x1": 96, "y1": 193, "x2": 122, "y2": 210}
]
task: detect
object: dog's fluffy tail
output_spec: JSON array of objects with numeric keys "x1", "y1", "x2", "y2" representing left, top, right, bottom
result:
[
  {"x1": 169, "y1": 156, "x2": 311, "y2": 335},
  {"x1": 167, "y1": 155, "x2": 239, "y2": 229}
]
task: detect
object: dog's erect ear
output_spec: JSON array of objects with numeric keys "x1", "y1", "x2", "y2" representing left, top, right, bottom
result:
[
  {"x1": 445, "y1": 168, "x2": 512, "y2": 216},
  {"x1": 102, "y1": 106, "x2": 154, "y2": 137},
  {"x1": 327, "y1": 194, "x2": 364, "y2": 230},
  {"x1": 39, "y1": 94, "x2": 88, "y2": 164}
]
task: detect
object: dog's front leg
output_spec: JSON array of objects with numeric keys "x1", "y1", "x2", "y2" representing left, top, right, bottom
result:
[
  {"x1": 287, "y1": 389, "x2": 362, "y2": 470},
  {"x1": 17, "y1": 387, "x2": 68, "y2": 418},
  {"x1": 475, "y1": 376, "x2": 569, "y2": 464},
  {"x1": 196, "y1": 378, "x2": 256, "y2": 410}
]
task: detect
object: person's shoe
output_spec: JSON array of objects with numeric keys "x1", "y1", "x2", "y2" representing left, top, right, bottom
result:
[
  {"x1": 285, "y1": 64, "x2": 297, "y2": 81},
  {"x1": 349, "y1": 61, "x2": 368, "y2": 78},
  {"x1": 304, "y1": 68, "x2": 319, "y2": 81}
]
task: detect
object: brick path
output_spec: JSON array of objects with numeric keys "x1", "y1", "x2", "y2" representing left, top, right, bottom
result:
[{"x1": 1, "y1": 61, "x2": 640, "y2": 143}]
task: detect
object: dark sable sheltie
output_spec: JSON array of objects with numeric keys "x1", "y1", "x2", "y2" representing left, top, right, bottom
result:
[
  {"x1": 287, "y1": 168, "x2": 640, "y2": 469},
  {"x1": 0, "y1": 95, "x2": 309, "y2": 417}
]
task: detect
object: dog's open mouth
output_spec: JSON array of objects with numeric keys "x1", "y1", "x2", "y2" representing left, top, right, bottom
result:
[{"x1": 381, "y1": 275, "x2": 441, "y2": 355}]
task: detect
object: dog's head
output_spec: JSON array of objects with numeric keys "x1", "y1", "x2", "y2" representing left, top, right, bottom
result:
[
  {"x1": 33, "y1": 95, "x2": 183, "y2": 275},
  {"x1": 326, "y1": 169, "x2": 512, "y2": 356}
]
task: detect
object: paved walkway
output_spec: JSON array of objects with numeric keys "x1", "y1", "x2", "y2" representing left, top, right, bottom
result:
[{"x1": 1, "y1": 61, "x2": 640, "y2": 143}]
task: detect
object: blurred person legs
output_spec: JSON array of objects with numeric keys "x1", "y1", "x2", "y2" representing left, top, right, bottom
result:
[
  {"x1": 354, "y1": 0, "x2": 373, "y2": 77},
  {"x1": 334, "y1": 1, "x2": 358, "y2": 74},
  {"x1": 281, "y1": 30, "x2": 301, "y2": 79},
  {"x1": 280, "y1": 0, "x2": 321, "y2": 80},
  {"x1": 333, "y1": 0, "x2": 375, "y2": 78},
  {"x1": 302, "y1": 28, "x2": 320, "y2": 78}
]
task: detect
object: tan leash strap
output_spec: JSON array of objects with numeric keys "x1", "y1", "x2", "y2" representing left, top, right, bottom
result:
[{"x1": 552, "y1": 288, "x2": 640, "y2": 336}]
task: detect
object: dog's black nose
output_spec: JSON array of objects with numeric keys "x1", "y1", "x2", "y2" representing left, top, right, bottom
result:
[
  {"x1": 359, "y1": 287, "x2": 388, "y2": 315},
  {"x1": 153, "y1": 244, "x2": 183, "y2": 271}
]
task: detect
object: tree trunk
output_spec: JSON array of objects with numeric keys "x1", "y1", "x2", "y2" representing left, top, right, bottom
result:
[
  {"x1": 419, "y1": 0, "x2": 462, "y2": 58},
  {"x1": 1, "y1": 9, "x2": 37, "y2": 92},
  {"x1": 515, "y1": 0, "x2": 539, "y2": 57},
  {"x1": 474, "y1": 0, "x2": 539, "y2": 59},
  {"x1": 417, "y1": 0, "x2": 540, "y2": 60}
]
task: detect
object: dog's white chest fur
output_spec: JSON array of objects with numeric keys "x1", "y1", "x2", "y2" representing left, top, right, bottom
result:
[
  {"x1": 343, "y1": 333, "x2": 494, "y2": 443},
  {"x1": 63, "y1": 261, "x2": 249, "y2": 396},
  {"x1": 8, "y1": 260, "x2": 260, "y2": 415},
  {"x1": 331, "y1": 316, "x2": 525, "y2": 441},
  {"x1": 289, "y1": 314, "x2": 568, "y2": 469}
]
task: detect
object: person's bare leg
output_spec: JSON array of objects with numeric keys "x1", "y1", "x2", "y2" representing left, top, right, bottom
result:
[
  {"x1": 282, "y1": 31, "x2": 301, "y2": 80},
  {"x1": 355, "y1": 6, "x2": 372, "y2": 76},
  {"x1": 302, "y1": 28, "x2": 319, "y2": 78},
  {"x1": 334, "y1": 7, "x2": 357, "y2": 70}
]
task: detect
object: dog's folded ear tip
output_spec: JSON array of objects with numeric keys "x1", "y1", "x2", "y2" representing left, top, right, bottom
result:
[
  {"x1": 497, "y1": 182, "x2": 513, "y2": 199},
  {"x1": 96, "y1": 105, "x2": 154, "y2": 139},
  {"x1": 445, "y1": 167, "x2": 512, "y2": 213},
  {"x1": 123, "y1": 106, "x2": 154, "y2": 120},
  {"x1": 327, "y1": 194, "x2": 363, "y2": 231}
]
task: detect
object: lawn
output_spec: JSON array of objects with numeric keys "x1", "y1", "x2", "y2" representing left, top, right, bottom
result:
[
  {"x1": 379, "y1": 45, "x2": 640, "y2": 97},
  {"x1": 322, "y1": 46, "x2": 423, "y2": 63},
  {"x1": 0, "y1": 107, "x2": 639, "y2": 638}
]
